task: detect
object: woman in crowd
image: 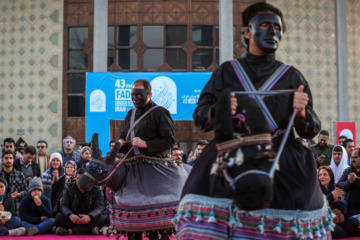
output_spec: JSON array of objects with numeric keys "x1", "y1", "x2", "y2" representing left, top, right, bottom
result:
[
  {"x1": 318, "y1": 166, "x2": 359, "y2": 238},
  {"x1": 0, "y1": 178, "x2": 26, "y2": 236},
  {"x1": 76, "y1": 146, "x2": 91, "y2": 169},
  {"x1": 51, "y1": 160, "x2": 77, "y2": 216},
  {"x1": 329, "y1": 145, "x2": 349, "y2": 185},
  {"x1": 42, "y1": 153, "x2": 64, "y2": 200},
  {"x1": 19, "y1": 177, "x2": 55, "y2": 236}
]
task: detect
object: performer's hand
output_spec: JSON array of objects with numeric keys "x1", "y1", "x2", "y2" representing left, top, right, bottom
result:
[
  {"x1": 118, "y1": 139, "x2": 126, "y2": 148},
  {"x1": 230, "y1": 93, "x2": 238, "y2": 115},
  {"x1": 293, "y1": 85, "x2": 308, "y2": 119},
  {"x1": 132, "y1": 137, "x2": 147, "y2": 148},
  {"x1": 348, "y1": 172, "x2": 357, "y2": 183}
]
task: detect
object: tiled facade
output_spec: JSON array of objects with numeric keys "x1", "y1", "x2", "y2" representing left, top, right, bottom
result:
[
  {"x1": 269, "y1": 0, "x2": 338, "y2": 139},
  {"x1": 0, "y1": 0, "x2": 63, "y2": 153}
]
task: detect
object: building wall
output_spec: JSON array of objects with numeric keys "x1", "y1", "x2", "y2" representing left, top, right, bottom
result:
[
  {"x1": 0, "y1": 0, "x2": 64, "y2": 153},
  {"x1": 346, "y1": 0, "x2": 360, "y2": 139},
  {"x1": 269, "y1": 0, "x2": 337, "y2": 139}
]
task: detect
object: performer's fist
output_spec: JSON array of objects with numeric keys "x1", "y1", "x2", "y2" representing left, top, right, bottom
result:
[
  {"x1": 230, "y1": 93, "x2": 238, "y2": 115},
  {"x1": 293, "y1": 85, "x2": 308, "y2": 119},
  {"x1": 132, "y1": 137, "x2": 147, "y2": 148}
]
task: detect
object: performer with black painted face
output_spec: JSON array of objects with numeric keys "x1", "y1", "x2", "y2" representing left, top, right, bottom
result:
[
  {"x1": 115, "y1": 79, "x2": 191, "y2": 240},
  {"x1": 176, "y1": 2, "x2": 331, "y2": 240}
]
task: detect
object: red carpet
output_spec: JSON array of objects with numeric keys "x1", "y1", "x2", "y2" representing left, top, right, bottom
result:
[{"x1": 5, "y1": 234, "x2": 177, "y2": 240}]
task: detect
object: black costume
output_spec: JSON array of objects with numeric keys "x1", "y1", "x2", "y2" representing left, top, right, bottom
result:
[
  {"x1": 112, "y1": 100, "x2": 191, "y2": 236},
  {"x1": 176, "y1": 53, "x2": 331, "y2": 239}
]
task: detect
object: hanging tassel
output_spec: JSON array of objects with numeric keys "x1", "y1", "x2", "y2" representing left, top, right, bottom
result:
[
  {"x1": 184, "y1": 209, "x2": 192, "y2": 219},
  {"x1": 208, "y1": 211, "x2": 216, "y2": 223},
  {"x1": 314, "y1": 226, "x2": 321, "y2": 238},
  {"x1": 330, "y1": 220, "x2": 336, "y2": 228},
  {"x1": 306, "y1": 227, "x2": 314, "y2": 239},
  {"x1": 329, "y1": 209, "x2": 336, "y2": 219},
  {"x1": 177, "y1": 210, "x2": 185, "y2": 221},
  {"x1": 228, "y1": 215, "x2": 236, "y2": 228},
  {"x1": 235, "y1": 217, "x2": 243, "y2": 228},
  {"x1": 290, "y1": 221, "x2": 298, "y2": 234},
  {"x1": 320, "y1": 224, "x2": 327, "y2": 235},
  {"x1": 326, "y1": 221, "x2": 334, "y2": 232},
  {"x1": 257, "y1": 218, "x2": 265, "y2": 233},
  {"x1": 172, "y1": 214, "x2": 179, "y2": 225},
  {"x1": 196, "y1": 211, "x2": 204, "y2": 222},
  {"x1": 273, "y1": 222, "x2": 282, "y2": 233},
  {"x1": 296, "y1": 227, "x2": 303, "y2": 239}
]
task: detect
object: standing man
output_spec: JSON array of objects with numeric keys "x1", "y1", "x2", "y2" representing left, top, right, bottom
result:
[
  {"x1": 187, "y1": 140, "x2": 208, "y2": 166},
  {"x1": 14, "y1": 146, "x2": 41, "y2": 184},
  {"x1": 338, "y1": 135, "x2": 348, "y2": 146},
  {"x1": 117, "y1": 79, "x2": 191, "y2": 240},
  {"x1": 36, "y1": 140, "x2": 50, "y2": 175},
  {"x1": 0, "y1": 150, "x2": 28, "y2": 216},
  {"x1": 58, "y1": 136, "x2": 80, "y2": 166},
  {"x1": 3, "y1": 138, "x2": 22, "y2": 162},
  {"x1": 177, "y1": 3, "x2": 326, "y2": 239},
  {"x1": 309, "y1": 130, "x2": 334, "y2": 166},
  {"x1": 343, "y1": 139, "x2": 355, "y2": 166}
]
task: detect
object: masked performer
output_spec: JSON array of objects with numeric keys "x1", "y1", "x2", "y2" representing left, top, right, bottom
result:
[
  {"x1": 117, "y1": 79, "x2": 191, "y2": 240},
  {"x1": 176, "y1": 2, "x2": 332, "y2": 239}
]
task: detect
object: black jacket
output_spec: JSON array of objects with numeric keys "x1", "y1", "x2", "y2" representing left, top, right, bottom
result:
[
  {"x1": 60, "y1": 182, "x2": 104, "y2": 220},
  {"x1": 337, "y1": 167, "x2": 360, "y2": 216},
  {"x1": 13, "y1": 159, "x2": 41, "y2": 179}
]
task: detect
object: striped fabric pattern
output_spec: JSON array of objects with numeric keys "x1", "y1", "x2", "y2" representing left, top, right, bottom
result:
[
  {"x1": 230, "y1": 214, "x2": 331, "y2": 240},
  {"x1": 109, "y1": 202, "x2": 178, "y2": 232},
  {"x1": 176, "y1": 194, "x2": 331, "y2": 240}
]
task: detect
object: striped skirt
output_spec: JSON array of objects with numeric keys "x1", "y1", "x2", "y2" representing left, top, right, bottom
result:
[{"x1": 175, "y1": 194, "x2": 332, "y2": 240}]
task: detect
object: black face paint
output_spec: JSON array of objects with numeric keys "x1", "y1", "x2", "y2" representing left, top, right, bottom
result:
[
  {"x1": 131, "y1": 88, "x2": 149, "y2": 109},
  {"x1": 248, "y1": 13, "x2": 282, "y2": 54}
]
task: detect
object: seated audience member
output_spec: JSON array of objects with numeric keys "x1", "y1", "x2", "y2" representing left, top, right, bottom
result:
[
  {"x1": 0, "y1": 150, "x2": 28, "y2": 216},
  {"x1": 35, "y1": 140, "x2": 51, "y2": 175},
  {"x1": 0, "y1": 178, "x2": 26, "y2": 236},
  {"x1": 318, "y1": 166, "x2": 359, "y2": 238},
  {"x1": 51, "y1": 160, "x2": 77, "y2": 216},
  {"x1": 330, "y1": 145, "x2": 349, "y2": 184},
  {"x1": 171, "y1": 147, "x2": 183, "y2": 162},
  {"x1": 76, "y1": 147, "x2": 91, "y2": 169},
  {"x1": 338, "y1": 148, "x2": 360, "y2": 217},
  {"x1": 42, "y1": 153, "x2": 64, "y2": 200},
  {"x1": 19, "y1": 177, "x2": 55, "y2": 236},
  {"x1": 106, "y1": 139, "x2": 117, "y2": 156},
  {"x1": 14, "y1": 146, "x2": 41, "y2": 184},
  {"x1": 338, "y1": 135, "x2": 347, "y2": 146},
  {"x1": 55, "y1": 168, "x2": 106, "y2": 235},
  {"x1": 187, "y1": 140, "x2": 208, "y2": 166}
]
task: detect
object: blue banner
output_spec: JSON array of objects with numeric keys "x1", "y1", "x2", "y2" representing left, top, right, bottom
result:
[{"x1": 86, "y1": 72, "x2": 211, "y2": 152}]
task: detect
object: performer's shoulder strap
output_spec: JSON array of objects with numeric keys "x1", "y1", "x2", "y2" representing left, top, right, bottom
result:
[{"x1": 125, "y1": 105, "x2": 161, "y2": 141}]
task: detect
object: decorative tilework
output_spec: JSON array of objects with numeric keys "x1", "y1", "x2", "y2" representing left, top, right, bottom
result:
[
  {"x1": 0, "y1": 0, "x2": 63, "y2": 152},
  {"x1": 347, "y1": 0, "x2": 360, "y2": 143},
  {"x1": 270, "y1": 0, "x2": 337, "y2": 141}
]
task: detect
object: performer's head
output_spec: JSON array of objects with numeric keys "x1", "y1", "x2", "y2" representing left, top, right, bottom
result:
[
  {"x1": 131, "y1": 79, "x2": 152, "y2": 109},
  {"x1": 242, "y1": 2, "x2": 286, "y2": 55}
]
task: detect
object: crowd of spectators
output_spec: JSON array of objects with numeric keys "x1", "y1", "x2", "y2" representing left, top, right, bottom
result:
[
  {"x1": 305, "y1": 130, "x2": 360, "y2": 238},
  {"x1": 0, "y1": 135, "x2": 209, "y2": 237}
]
